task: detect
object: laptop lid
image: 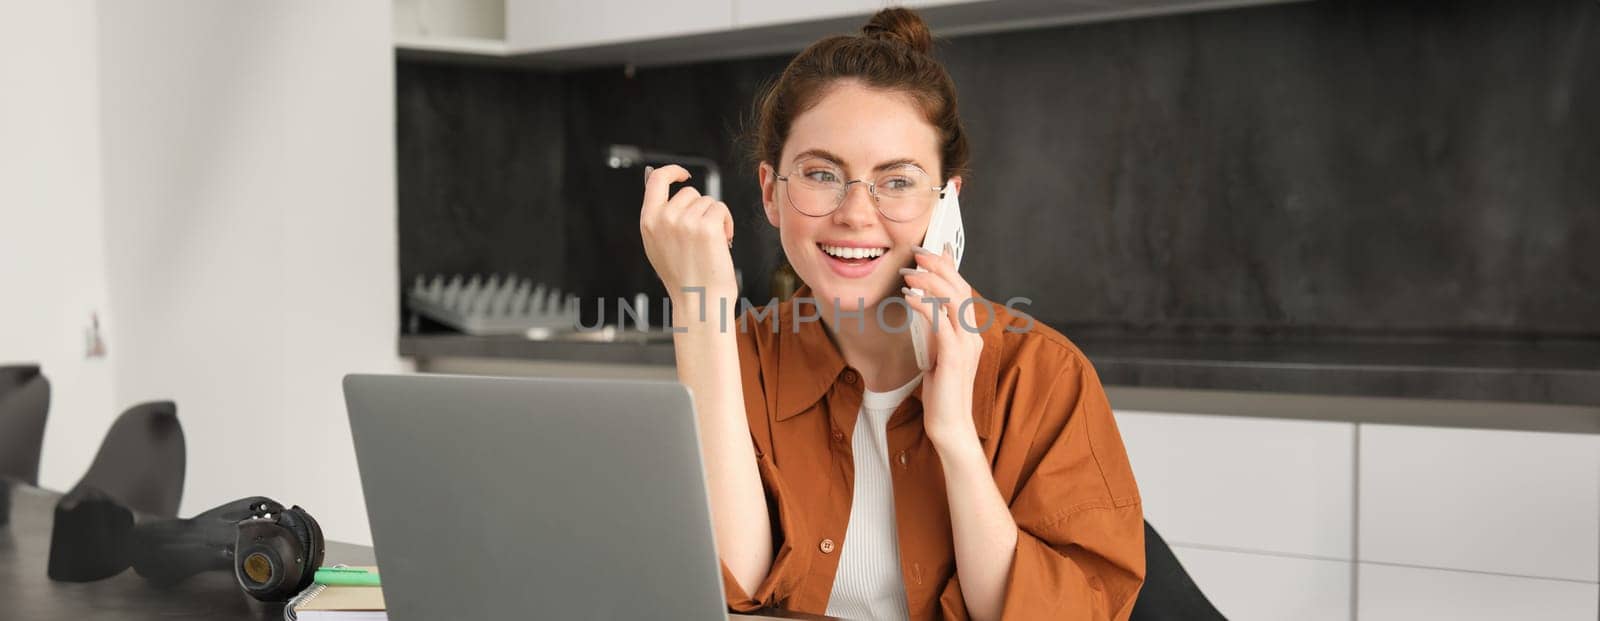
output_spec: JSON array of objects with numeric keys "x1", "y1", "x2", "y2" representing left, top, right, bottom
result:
[{"x1": 343, "y1": 373, "x2": 728, "y2": 621}]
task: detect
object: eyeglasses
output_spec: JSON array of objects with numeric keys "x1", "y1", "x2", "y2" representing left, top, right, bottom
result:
[{"x1": 775, "y1": 157, "x2": 947, "y2": 223}]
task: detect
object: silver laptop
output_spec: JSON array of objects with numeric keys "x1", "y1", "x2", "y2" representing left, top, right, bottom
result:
[{"x1": 344, "y1": 373, "x2": 803, "y2": 621}]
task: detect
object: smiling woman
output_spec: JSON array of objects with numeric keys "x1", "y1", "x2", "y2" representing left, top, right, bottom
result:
[{"x1": 638, "y1": 7, "x2": 1145, "y2": 621}]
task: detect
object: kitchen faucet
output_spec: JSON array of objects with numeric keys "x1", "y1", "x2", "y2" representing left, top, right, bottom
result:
[{"x1": 605, "y1": 144, "x2": 721, "y2": 198}]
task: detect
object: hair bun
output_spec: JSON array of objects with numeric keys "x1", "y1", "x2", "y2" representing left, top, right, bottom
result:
[{"x1": 861, "y1": 7, "x2": 933, "y2": 55}]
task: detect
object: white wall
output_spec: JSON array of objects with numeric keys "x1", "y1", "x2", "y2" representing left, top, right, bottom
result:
[
  {"x1": 4, "y1": 0, "x2": 400, "y2": 545},
  {"x1": 95, "y1": 0, "x2": 402, "y2": 544},
  {"x1": 0, "y1": 0, "x2": 119, "y2": 489}
]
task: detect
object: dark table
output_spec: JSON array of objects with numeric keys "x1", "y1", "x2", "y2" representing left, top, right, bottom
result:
[
  {"x1": 2, "y1": 483, "x2": 836, "y2": 621},
  {"x1": 0, "y1": 483, "x2": 376, "y2": 621}
]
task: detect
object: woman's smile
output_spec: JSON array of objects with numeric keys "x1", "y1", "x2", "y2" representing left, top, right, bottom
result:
[{"x1": 817, "y1": 240, "x2": 893, "y2": 278}]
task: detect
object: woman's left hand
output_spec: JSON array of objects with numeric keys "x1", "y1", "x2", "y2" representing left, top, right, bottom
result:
[{"x1": 901, "y1": 243, "x2": 985, "y2": 452}]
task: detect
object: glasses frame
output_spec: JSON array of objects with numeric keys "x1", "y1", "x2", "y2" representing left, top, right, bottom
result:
[{"x1": 774, "y1": 161, "x2": 948, "y2": 223}]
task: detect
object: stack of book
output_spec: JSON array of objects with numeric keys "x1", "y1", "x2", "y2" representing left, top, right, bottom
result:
[{"x1": 284, "y1": 566, "x2": 386, "y2": 621}]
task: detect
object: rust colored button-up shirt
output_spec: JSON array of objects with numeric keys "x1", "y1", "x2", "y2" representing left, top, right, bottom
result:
[{"x1": 720, "y1": 287, "x2": 1146, "y2": 620}]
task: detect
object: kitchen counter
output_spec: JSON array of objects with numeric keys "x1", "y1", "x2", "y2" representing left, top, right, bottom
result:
[
  {"x1": 402, "y1": 331, "x2": 677, "y2": 366},
  {"x1": 1076, "y1": 335, "x2": 1600, "y2": 408},
  {"x1": 400, "y1": 332, "x2": 1600, "y2": 408}
]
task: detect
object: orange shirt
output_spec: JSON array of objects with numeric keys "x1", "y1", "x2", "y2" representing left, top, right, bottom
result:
[{"x1": 720, "y1": 286, "x2": 1146, "y2": 620}]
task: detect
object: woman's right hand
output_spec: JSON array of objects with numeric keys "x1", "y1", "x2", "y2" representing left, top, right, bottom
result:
[
  {"x1": 641, "y1": 168, "x2": 771, "y2": 598},
  {"x1": 639, "y1": 164, "x2": 738, "y2": 303}
]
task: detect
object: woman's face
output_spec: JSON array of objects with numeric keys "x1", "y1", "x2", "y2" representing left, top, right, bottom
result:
[{"x1": 759, "y1": 80, "x2": 962, "y2": 314}]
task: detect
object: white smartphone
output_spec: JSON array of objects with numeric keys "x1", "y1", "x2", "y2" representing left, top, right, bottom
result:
[{"x1": 910, "y1": 186, "x2": 965, "y2": 371}]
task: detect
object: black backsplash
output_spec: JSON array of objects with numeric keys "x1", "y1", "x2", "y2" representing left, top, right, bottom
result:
[
  {"x1": 397, "y1": 0, "x2": 1600, "y2": 339},
  {"x1": 396, "y1": 62, "x2": 566, "y2": 289},
  {"x1": 557, "y1": 56, "x2": 792, "y2": 327}
]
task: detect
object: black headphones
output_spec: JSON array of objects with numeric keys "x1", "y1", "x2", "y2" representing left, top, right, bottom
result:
[{"x1": 49, "y1": 487, "x2": 326, "y2": 602}]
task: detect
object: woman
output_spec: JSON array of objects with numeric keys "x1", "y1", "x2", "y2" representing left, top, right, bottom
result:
[{"x1": 639, "y1": 8, "x2": 1144, "y2": 621}]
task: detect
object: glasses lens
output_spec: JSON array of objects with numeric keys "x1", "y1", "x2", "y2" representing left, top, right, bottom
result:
[
  {"x1": 783, "y1": 159, "x2": 939, "y2": 222},
  {"x1": 875, "y1": 165, "x2": 935, "y2": 222},
  {"x1": 786, "y1": 158, "x2": 845, "y2": 216}
]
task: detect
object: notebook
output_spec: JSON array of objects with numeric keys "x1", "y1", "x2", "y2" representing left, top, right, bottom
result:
[{"x1": 284, "y1": 566, "x2": 386, "y2": 621}]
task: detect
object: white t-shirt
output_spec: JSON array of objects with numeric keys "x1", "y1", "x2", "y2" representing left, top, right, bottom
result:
[{"x1": 825, "y1": 373, "x2": 923, "y2": 621}]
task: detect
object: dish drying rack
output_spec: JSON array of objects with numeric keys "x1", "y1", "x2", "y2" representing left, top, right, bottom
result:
[{"x1": 408, "y1": 274, "x2": 579, "y2": 336}]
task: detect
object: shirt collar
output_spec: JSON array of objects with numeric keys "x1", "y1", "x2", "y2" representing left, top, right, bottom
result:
[{"x1": 772, "y1": 285, "x2": 1002, "y2": 441}]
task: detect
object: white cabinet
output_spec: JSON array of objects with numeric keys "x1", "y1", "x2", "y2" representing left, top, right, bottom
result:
[
  {"x1": 1357, "y1": 563, "x2": 1599, "y2": 621},
  {"x1": 1358, "y1": 424, "x2": 1600, "y2": 582},
  {"x1": 1171, "y1": 545, "x2": 1352, "y2": 621},
  {"x1": 733, "y1": 0, "x2": 980, "y2": 29},
  {"x1": 1115, "y1": 411, "x2": 1355, "y2": 559},
  {"x1": 395, "y1": 0, "x2": 1303, "y2": 65},
  {"x1": 1111, "y1": 404, "x2": 1600, "y2": 620},
  {"x1": 393, "y1": 0, "x2": 511, "y2": 54},
  {"x1": 395, "y1": 0, "x2": 736, "y2": 55},
  {"x1": 507, "y1": 0, "x2": 733, "y2": 53}
]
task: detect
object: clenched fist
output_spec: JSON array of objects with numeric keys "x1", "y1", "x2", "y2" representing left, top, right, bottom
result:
[{"x1": 639, "y1": 165, "x2": 738, "y2": 305}]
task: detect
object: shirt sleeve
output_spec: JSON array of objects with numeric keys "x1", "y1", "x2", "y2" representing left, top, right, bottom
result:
[
  {"x1": 721, "y1": 318, "x2": 812, "y2": 612},
  {"x1": 938, "y1": 350, "x2": 1147, "y2": 620},
  {"x1": 719, "y1": 452, "x2": 812, "y2": 612}
]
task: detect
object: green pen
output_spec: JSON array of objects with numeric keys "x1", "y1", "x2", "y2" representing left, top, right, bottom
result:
[{"x1": 314, "y1": 566, "x2": 382, "y2": 587}]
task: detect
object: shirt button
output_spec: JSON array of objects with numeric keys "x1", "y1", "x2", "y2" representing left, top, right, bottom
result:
[
  {"x1": 841, "y1": 369, "x2": 858, "y2": 384},
  {"x1": 897, "y1": 451, "x2": 908, "y2": 466},
  {"x1": 831, "y1": 429, "x2": 845, "y2": 442},
  {"x1": 819, "y1": 538, "x2": 836, "y2": 554}
]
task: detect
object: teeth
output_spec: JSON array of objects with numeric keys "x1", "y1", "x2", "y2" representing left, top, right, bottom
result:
[{"x1": 821, "y1": 244, "x2": 887, "y2": 260}]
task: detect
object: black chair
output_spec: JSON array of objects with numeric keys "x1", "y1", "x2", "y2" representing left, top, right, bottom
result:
[
  {"x1": 1130, "y1": 520, "x2": 1227, "y2": 621},
  {"x1": 0, "y1": 364, "x2": 51, "y2": 486},
  {"x1": 75, "y1": 401, "x2": 187, "y2": 518}
]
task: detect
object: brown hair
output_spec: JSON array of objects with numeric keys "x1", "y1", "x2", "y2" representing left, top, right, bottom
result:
[{"x1": 749, "y1": 7, "x2": 969, "y2": 184}]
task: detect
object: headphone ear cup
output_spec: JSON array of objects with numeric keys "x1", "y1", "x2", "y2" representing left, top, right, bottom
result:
[
  {"x1": 280, "y1": 506, "x2": 326, "y2": 589},
  {"x1": 233, "y1": 505, "x2": 326, "y2": 601},
  {"x1": 47, "y1": 486, "x2": 135, "y2": 582},
  {"x1": 234, "y1": 519, "x2": 307, "y2": 601}
]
